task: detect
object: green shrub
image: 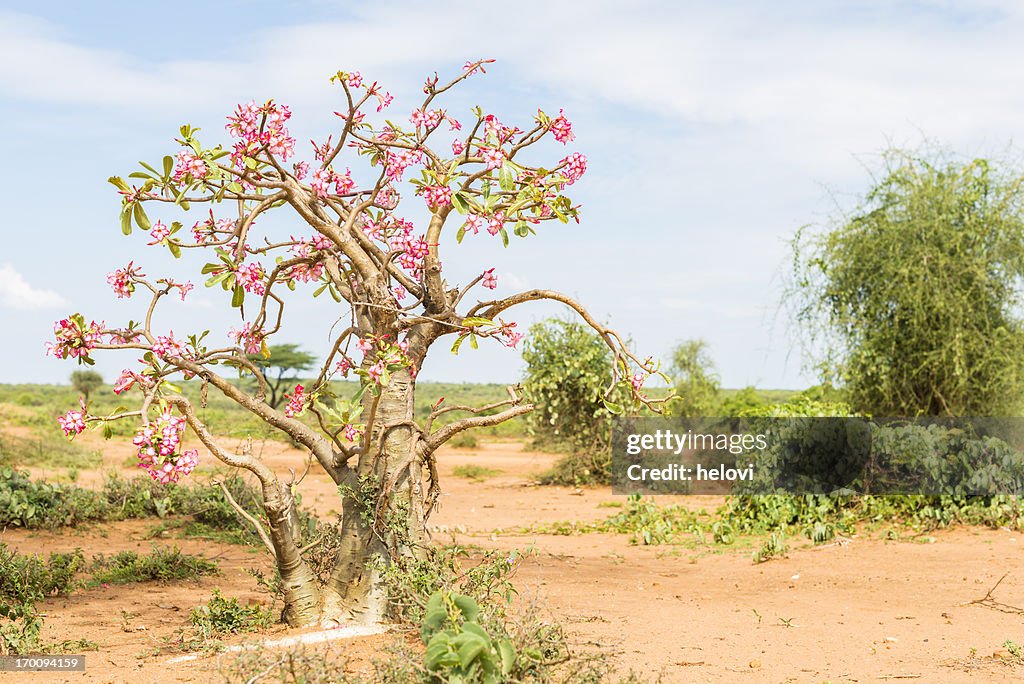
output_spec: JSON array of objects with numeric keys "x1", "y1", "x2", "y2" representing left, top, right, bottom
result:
[
  {"x1": 0, "y1": 544, "x2": 85, "y2": 655},
  {"x1": 421, "y1": 590, "x2": 516, "y2": 683},
  {"x1": 452, "y1": 465, "x2": 501, "y2": 482},
  {"x1": 190, "y1": 589, "x2": 271, "y2": 638},
  {"x1": 0, "y1": 467, "x2": 109, "y2": 528},
  {"x1": 88, "y1": 546, "x2": 219, "y2": 585}
]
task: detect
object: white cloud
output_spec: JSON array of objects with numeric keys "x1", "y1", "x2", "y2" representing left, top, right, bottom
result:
[{"x1": 0, "y1": 264, "x2": 67, "y2": 310}]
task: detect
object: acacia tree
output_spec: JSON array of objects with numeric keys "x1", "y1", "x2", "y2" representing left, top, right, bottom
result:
[
  {"x1": 49, "y1": 61, "x2": 664, "y2": 627},
  {"x1": 246, "y1": 343, "x2": 317, "y2": 408}
]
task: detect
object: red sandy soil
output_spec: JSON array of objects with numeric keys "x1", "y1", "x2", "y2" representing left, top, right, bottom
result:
[{"x1": 4, "y1": 434, "x2": 1024, "y2": 683}]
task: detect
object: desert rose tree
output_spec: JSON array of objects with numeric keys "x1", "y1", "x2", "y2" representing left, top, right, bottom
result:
[{"x1": 51, "y1": 60, "x2": 666, "y2": 627}]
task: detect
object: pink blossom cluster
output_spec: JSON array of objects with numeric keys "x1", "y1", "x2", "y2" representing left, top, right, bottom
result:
[
  {"x1": 391, "y1": 231, "x2": 431, "y2": 274},
  {"x1": 310, "y1": 167, "x2": 355, "y2": 199},
  {"x1": 107, "y1": 261, "x2": 144, "y2": 299},
  {"x1": 287, "y1": 234, "x2": 332, "y2": 283},
  {"x1": 482, "y1": 114, "x2": 520, "y2": 144},
  {"x1": 383, "y1": 148, "x2": 424, "y2": 181},
  {"x1": 418, "y1": 184, "x2": 452, "y2": 209},
  {"x1": 58, "y1": 399, "x2": 87, "y2": 438},
  {"x1": 560, "y1": 152, "x2": 588, "y2": 185},
  {"x1": 481, "y1": 268, "x2": 498, "y2": 290},
  {"x1": 462, "y1": 212, "x2": 505, "y2": 237},
  {"x1": 356, "y1": 334, "x2": 413, "y2": 387},
  {"x1": 230, "y1": 322, "x2": 265, "y2": 354},
  {"x1": 293, "y1": 161, "x2": 310, "y2": 180},
  {"x1": 46, "y1": 315, "x2": 103, "y2": 361},
  {"x1": 132, "y1": 408, "x2": 199, "y2": 484},
  {"x1": 497, "y1": 320, "x2": 524, "y2": 348},
  {"x1": 152, "y1": 332, "x2": 190, "y2": 360},
  {"x1": 191, "y1": 214, "x2": 234, "y2": 244},
  {"x1": 113, "y1": 368, "x2": 152, "y2": 395},
  {"x1": 410, "y1": 108, "x2": 443, "y2": 129},
  {"x1": 173, "y1": 150, "x2": 209, "y2": 182},
  {"x1": 284, "y1": 384, "x2": 306, "y2": 418},
  {"x1": 225, "y1": 101, "x2": 296, "y2": 165},
  {"x1": 549, "y1": 109, "x2": 575, "y2": 144},
  {"x1": 343, "y1": 423, "x2": 363, "y2": 442},
  {"x1": 236, "y1": 262, "x2": 267, "y2": 295}
]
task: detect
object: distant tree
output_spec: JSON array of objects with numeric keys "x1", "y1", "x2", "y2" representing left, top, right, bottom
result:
[
  {"x1": 791, "y1": 149, "x2": 1024, "y2": 416},
  {"x1": 668, "y1": 339, "x2": 719, "y2": 416},
  {"x1": 246, "y1": 344, "x2": 317, "y2": 408},
  {"x1": 70, "y1": 370, "x2": 103, "y2": 402},
  {"x1": 521, "y1": 318, "x2": 631, "y2": 484}
]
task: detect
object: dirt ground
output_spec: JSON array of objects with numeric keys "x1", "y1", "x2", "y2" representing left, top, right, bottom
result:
[{"x1": 4, "y1": 435, "x2": 1024, "y2": 683}]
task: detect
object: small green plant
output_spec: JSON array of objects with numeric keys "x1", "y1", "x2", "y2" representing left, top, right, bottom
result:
[
  {"x1": 190, "y1": 589, "x2": 272, "y2": 638},
  {"x1": 1003, "y1": 639, "x2": 1024, "y2": 664},
  {"x1": 88, "y1": 546, "x2": 219, "y2": 585},
  {"x1": 753, "y1": 531, "x2": 788, "y2": 564},
  {"x1": 421, "y1": 590, "x2": 516, "y2": 683},
  {"x1": 452, "y1": 465, "x2": 502, "y2": 482}
]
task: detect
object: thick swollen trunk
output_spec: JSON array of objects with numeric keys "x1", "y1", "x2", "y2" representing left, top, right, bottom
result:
[{"x1": 319, "y1": 368, "x2": 427, "y2": 625}]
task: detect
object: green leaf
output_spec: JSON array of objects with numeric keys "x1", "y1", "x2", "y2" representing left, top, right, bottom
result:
[
  {"x1": 162, "y1": 156, "x2": 174, "y2": 179},
  {"x1": 451, "y1": 191, "x2": 469, "y2": 214},
  {"x1": 456, "y1": 224, "x2": 467, "y2": 244},
  {"x1": 120, "y1": 209, "x2": 132, "y2": 236},
  {"x1": 500, "y1": 228, "x2": 509, "y2": 248},
  {"x1": 499, "y1": 162, "x2": 515, "y2": 192},
  {"x1": 132, "y1": 202, "x2": 152, "y2": 231},
  {"x1": 168, "y1": 242, "x2": 182, "y2": 259},
  {"x1": 468, "y1": 335, "x2": 479, "y2": 350},
  {"x1": 107, "y1": 176, "x2": 130, "y2": 192},
  {"x1": 461, "y1": 317, "x2": 494, "y2": 328},
  {"x1": 231, "y1": 285, "x2": 245, "y2": 308},
  {"x1": 451, "y1": 334, "x2": 468, "y2": 355}
]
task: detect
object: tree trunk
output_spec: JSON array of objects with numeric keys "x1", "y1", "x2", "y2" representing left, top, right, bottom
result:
[{"x1": 318, "y1": 367, "x2": 425, "y2": 626}]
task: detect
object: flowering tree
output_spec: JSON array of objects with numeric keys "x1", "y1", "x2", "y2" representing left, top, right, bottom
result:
[{"x1": 51, "y1": 61, "x2": 665, "y2": 627}]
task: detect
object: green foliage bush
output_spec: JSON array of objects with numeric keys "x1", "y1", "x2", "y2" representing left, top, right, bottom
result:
[
  {"x1": 668, "y1": 339, "x2": 719, "y2": 417},
  {"x1": 0, "y1": 544, "x2": 85, "y2": 655},
  {"x1": 791, "y1": 149, "x2": 1024, "y2": 416},
  {"x1": 522, "y1": 319, "x2": 629, "y2": 485},
  {"x1": 88, "y1": 546, "x2": 219, "y2": 585},
  {"x1": 421, "y1": 591, "x2": 516, "y2": 683},
  {"x1": 190, "y1": 589, "x2": 272, "y2": 638}
]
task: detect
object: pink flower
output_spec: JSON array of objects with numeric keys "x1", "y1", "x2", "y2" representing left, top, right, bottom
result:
[
  {"x1": 175, "y1": 281, "x2": 194, "y2": 301},
  {"x1": 480, "y1": 146, "x2": 504, "y2": 170},
  {"x1": 311, "y1": 168, "x2": 333, "y2": 198},
  {"x1": 335, "y1": 358, "x2": 352, "y2": 376},
  {"x1": 560, "y1": 152, "x2": 587, "y2": 185},
  {"x1": 419, "y1": 184, "x2": 453, "y2": 209},
  {"x1": 133, "y1": 408, "x2": 198, "y2": 484},
  {"x1": 347, "y1": 72, "x2": 363, "y2": 88},
  {"x1": 486, "y1": 212, "x2": 505, "y2": 236},
  {"x1": 356, "y1": 338, "x2": 373, "y2": 354},
  {"x1": 107, "y1": 262, "x2": 143, "y2": 299},
  {"x1": 152, "y1": 333, "x2": 189, "y2": 360},
  {"x1": 284, "y1": 384, "x2": 306, "y2": 418},
  {"x1": 452, "y1": 139, "x2": 466, "y2": 155},
  {"x1": 481, "y1": 268, "x2": 498, "y2": 290},
  {"x1": 549, "y1": 109, "x2": 575, "y2": 144},
  {"x1": 113, "y1": 368, "x2": 150, "y2": 395},
  {"x1": 463, "y1": 214, "x2": 483, "y2": 236},
  {"x1": 631, "y1": 374, "x2": 646, "y2": 392},
  {"x1": 47, "y1": 316, "x2": 103, "y2": 362},
  {"x1": 148, "y1": 221, "x2": 171, "y2": 245},
  {"x1": 236, "y1": 262, "x2": 266, "y2": 295},
  {"x1": 498, "y1": 320, "x2": 523, "y2": 348},
  {"x1": 393, "y1": 285, "x2": 407, "y2": 301},
  {"x1": 343, "y1": 424, "x2": 363, "y2": 442},
  {"x1": 230, "y1": 322, "x2": 264, "y2": 355},
  {"x1": 293, "y1": 161, "x2": 310, "y2": 180},
  {"x1": 410, "y1": 108, "x2": 443, "y2": 129},
  {"x1": 367, "y1": 360, "x2": 386, "y2": 384},
  {"x1": 333, "y1": 168, "x2": 355, "y2": 195},
  {"x1": 57, "y1": 404, "x2": 87, "y2": 438},
  {"x1": 173, "y1": 150, "x2": 208, "y2": 182}
]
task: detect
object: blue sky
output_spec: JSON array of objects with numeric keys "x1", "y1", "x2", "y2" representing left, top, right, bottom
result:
[{"x1": 2, "y1": 0, "x2": 1023, "y2": 388}]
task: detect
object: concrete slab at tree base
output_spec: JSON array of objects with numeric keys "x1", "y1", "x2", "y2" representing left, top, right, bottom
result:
[{"x1": 166, "y1": 624, "x2": 390, "y2": 663}]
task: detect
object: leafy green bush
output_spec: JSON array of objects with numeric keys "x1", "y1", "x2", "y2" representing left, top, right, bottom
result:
[
  {"x1": 0, "y1": 467, "x2": 109, "y2": 528},
  {"x1": 190, "y1": 589, "x2": 272, "y2": 638},
  {"x1": 522, "y1": 319, "x2": 629, "y2": 485},
  {"x1": 88, "y1": 546, "x2": 219, "y2": 585},
  {"x1": 422, "y1": 591, "x2": 516, "y2": 683},
  {"x1": 0, "y1": 544, "x2": 85, "y2": 655}
]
